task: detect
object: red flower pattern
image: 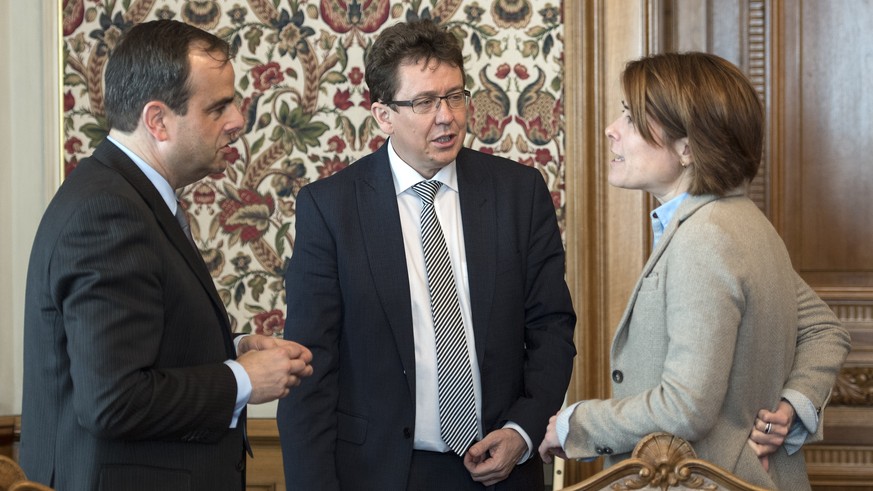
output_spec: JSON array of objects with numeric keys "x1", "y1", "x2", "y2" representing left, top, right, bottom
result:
[
  {"x1": 253, "y1": 309, "x2": 285, "y2": 336},
  {"x1": 64, "y1": 137, "x2": 82, "y2": 155},
  {"x1": 348, "y1": 67, "x2": 364, "y2": 85},
  {"x1": 534, "y1": 148, "x2": 552, "y2": 166},
  {"x1": 62, "y1": 0, "x2": 84, "y2": 36},
  {"x1": 333, "y1": 89, "x2": 354, "y2": 110},
  {"x1": 61, "y1": 0, "x2": 566, "y2": 330},
  {"x1": 327, "y1": 135, "x2": 346, "y2": 153},
  {"x1": 251, "y1": 62, "x2": 284, "y2": 91},
  {"x1": 359, "y1": 89, "x2": 372, "y2": 110},
  {"x1": 368, "y1": 136, "x2": 385, "y2": 153},
  {"x1": 218, "y1": 190, "x2": 275, "y2": 244},
  {"x1": 64, "y1": 91, "x2": 75, "y2": 112},
  {"x1": 317, "y1": 156, "x2": 349, "y2": 178},
  {"x1": 193, "y1": 183, "x2": 216, "y2": 206}
]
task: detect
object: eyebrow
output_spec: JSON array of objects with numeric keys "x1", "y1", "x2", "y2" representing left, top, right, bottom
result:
[
  {"x1": 621, "y1": 100, "x2": 630, "y2": 111},
  {"x1": 405, "y1": 86, "x2": 466, "y2": 100}
]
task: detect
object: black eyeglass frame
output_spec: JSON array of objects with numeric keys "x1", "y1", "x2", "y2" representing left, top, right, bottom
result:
[{"x1": 382, "y1": 90, "x2": 471, "y2": 114}]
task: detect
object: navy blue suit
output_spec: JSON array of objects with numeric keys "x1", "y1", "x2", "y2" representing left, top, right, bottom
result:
[{"x1": 278, "y1": 144, "x2": 576, "y2": 490}]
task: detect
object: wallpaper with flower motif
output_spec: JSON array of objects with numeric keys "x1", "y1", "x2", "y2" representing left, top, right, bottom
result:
[{"x1": 62, "y1": 0, "x2": 565, "y2": 334}]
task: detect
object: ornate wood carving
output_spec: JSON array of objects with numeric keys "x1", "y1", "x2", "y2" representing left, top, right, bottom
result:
[
  {"x1": 558, "y1": 433, "x2": 769, "y2": 491},
  {"x1": 832, "y1": 367, "x2": 873, "y2": 406},
  {"x1": 746, "y1": 0, "x2": 769, "y2": 213}
]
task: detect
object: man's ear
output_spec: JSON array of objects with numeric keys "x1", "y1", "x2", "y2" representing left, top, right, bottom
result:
[
  {"x1": 142, "y1": 101, "x2": 171, "y2": 142},
  {"x1": 371, "y1": 102, "x2": 395, "y2": 134}
]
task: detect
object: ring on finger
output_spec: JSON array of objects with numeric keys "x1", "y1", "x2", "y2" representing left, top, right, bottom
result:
[{"x1": 764, "y1": 421, "x2": 772, "y2": 434}]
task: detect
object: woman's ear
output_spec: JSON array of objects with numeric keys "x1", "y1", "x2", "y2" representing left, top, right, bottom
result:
[{"x1": 674, "y1": 137, "x2": 693, "y2": 167}]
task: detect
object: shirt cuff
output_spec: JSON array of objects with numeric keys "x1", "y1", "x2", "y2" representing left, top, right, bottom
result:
[
  {"x1": 502, "y1": 422, "x2": 533, "y2": 464},
  {"x1": 557, "y1": 401, "x2": 582, "y2": 448},
  {"x1": 224, "y1": 359, "x2": 251, "y2": 428},
  {"x1": 232, "y1": 334, "x2": 249, "y2": 353},
  {"x1": 780, "y1": 388, "x2": 817, "y2": 455},
  {"x1": 556, "y1": 402, "x2": 596, "y2": 462}
]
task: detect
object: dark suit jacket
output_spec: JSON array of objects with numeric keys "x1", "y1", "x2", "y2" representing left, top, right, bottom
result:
[
  {"x1": 277, "y1": 144, "x2": 577, "y2": 490},
  {"x1": 21, "y1": 140, "x2": 246, "y2": 491}
]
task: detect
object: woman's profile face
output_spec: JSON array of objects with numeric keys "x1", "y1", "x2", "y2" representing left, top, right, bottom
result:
[{"x1": 604, "y1": 101, "x2": 691, "y2": 203}]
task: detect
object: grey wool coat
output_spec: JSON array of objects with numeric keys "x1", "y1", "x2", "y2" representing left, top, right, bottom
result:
[{"x1": 563, "y1": 190, "x2": 850, "y2": 490}]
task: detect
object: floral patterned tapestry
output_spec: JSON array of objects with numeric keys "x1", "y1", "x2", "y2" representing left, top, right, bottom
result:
[{"x1": 62, "y1": 0, "x2": 565, "y2": 334}]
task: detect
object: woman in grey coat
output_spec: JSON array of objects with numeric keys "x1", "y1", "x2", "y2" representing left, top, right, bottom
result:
[{"x1": 539, "y1": 52, "x2": 850, "y2": 490}]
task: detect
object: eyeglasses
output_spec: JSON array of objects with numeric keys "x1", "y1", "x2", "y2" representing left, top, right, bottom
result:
[{"x1": 383, "y1": 90, "x2": 471, "y2": 114}]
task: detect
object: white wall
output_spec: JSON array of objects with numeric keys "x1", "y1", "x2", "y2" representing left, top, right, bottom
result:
[{"x1": 0, "y1": 0, "x2": 59, "y2": 415}]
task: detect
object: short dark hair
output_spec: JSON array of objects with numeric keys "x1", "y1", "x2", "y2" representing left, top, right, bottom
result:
[
  {"x1": 104, "y1": 20, "x2": 233, "y2": 132},
  {"x1": 622, "y1": 52, "x2": 764, "y2": 196},
  {"x1": 365, "y1": 20, "x2": 464, "y2": 104}
]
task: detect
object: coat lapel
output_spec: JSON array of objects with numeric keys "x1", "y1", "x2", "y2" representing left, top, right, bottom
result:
[
  {"x1": 457, "y1": 150, "x2": 496, "y2": 364},
  {"x1": 92, "y1": 140, "x2": 235, "y2": 357},
  {"x1": 610, "y1": 192, "x2": 721, "y2": 356},
  {"x1": 355, "y1": 147, "x2": 417, "y2": 396}
]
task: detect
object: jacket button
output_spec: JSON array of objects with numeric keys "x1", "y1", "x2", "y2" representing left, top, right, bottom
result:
[
  {"x1": 603, "y1": 447, "x2": 613, "y2": 455},
  {"x1": 612, "y1": 370, "x2": 624, "y2": 383},
  {"x1": 403, "y1": 427, "x2": 412, "y2": 439},
  {"x1": 595, "y1": 446, "x2": 604, "y2": 455},
  {"x1": 236, "y1": 458, "x2": 245, "y2": 472}
]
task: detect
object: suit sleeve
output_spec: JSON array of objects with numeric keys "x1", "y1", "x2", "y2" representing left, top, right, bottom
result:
[
  {"x1": 501, "y1": 170, "x2": 577, "y2": 448},
  {"x1": 277, "y1": 186, "x2": 342, "y2": 490},
  {"x1": 53, "y1": 193, "x2": 237, "y2": 442},
  {"x1": 783, "y1": 272, "x2": 851, "y2": 443}
]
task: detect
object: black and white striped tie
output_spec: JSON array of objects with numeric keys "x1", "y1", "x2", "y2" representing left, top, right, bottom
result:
[{"x1": 412, "y1": 180, "x2": 478, "y2": 456}]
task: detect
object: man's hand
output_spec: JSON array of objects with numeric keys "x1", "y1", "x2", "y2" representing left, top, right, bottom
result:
[
  {"x1": 538, "y1": 413, "x2": 567, "y2": 464},
  {"x1": 236, "y1": 336, "x2": 313, "y2": 404},
  {"x1": 746, "y1": 400, "x2": 796, "y2": 471},
  {"x1": 463, "y1": 428, "x2": 527, "y2": 486}
]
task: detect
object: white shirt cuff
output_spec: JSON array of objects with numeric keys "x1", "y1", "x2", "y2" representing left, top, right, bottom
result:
[
  {"x1": 224, "y1": 359, "x2": 251, "y2": 428},
  {"x1": 502, "y1": 421, "x2": 533, "y2": 464}
]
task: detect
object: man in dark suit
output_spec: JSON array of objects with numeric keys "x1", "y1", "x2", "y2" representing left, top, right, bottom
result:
[
  {"x1": 21, "y1": 20, "x2": 312, "y2": 491},
  {"x1": 277, "y1": 20, "x2": 576, "y2": 490}
]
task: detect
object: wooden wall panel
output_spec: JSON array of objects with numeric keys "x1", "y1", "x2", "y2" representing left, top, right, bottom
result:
[
  {"x1": 563, "y1": 0, "x2": 873, "y2": 487},
  {"x1": 245, "y1": 419, "x2": 284, "y2": 491},
  {"x1": 789, "y1": 3, "x2": 873, "y2": 278}
]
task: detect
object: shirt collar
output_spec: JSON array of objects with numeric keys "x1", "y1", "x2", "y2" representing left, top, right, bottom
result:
[
  {"x1": 386, "y1": 138, "x2": 458, "y2": 196},
  {"x1": 106, "y1": 135, "x2": 178, "y2": 214},
  {"x1": 651, "y1": 192, "x2": 690, "y2": 248}
]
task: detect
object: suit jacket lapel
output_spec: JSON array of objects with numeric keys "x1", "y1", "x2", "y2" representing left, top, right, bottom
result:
[
  {"x1": 356, "y1": 147, "x2": 417, "y2": 396},
  {"x1": 92, "y1": 140, "x2": 235, "y2": 357},
  {"x1": 610, "y1": 192, "x2": 722, "y2": 355},
  {"x1": 457, "y1": 150, "x2": 496, "y2": 364}
]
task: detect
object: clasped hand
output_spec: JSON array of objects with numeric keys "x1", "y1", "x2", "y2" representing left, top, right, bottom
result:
[
  {"x1": 236, "y1": 334, "x2": 313, "y2": 404},
  {"x1": 464, "y1": 428, "x2": 528, "y2": 486}
]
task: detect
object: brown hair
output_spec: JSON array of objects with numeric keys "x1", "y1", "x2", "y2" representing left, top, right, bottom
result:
[
  {"x1": 621, "y1": 52, "x2": 763, "y2": 195},
  {"x1": 105, "y1": 20, "x2": 233, "y2": 133},
  {"x1": 365, "y1": 20, "x2": 464, "y2": 105}
]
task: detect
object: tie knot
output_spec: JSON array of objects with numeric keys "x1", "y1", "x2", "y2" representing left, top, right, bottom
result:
[{"x1": 412, "y1": 180, "x2": 442, "y2": 205}]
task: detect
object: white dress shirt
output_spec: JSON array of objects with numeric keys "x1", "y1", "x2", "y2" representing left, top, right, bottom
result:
[{"x1": 387, "y1": 140, "x2": 532, "y2": 459}]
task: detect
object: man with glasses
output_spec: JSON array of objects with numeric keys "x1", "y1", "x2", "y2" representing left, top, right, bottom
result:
[{"x1": 277, "y1": 19, "x2": 576, "y2": 491}]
